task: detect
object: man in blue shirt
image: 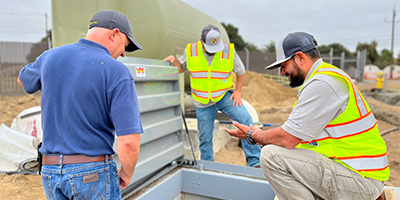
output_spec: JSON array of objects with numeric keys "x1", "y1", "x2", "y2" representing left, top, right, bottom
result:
[{"x1": 18, "y1": 10, "x2": 143, "y2": 199}]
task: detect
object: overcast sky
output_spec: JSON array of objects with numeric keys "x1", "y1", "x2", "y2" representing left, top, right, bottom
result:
[
  {"x1": 0, "y1": 0, "x2": 51, "y2": 43},
  {"x1": 1, "y1": 0, "x2": 399, "y2": 56},
  {"x1": 181, "y1": 0, "x2": 400, "y2": 56}
]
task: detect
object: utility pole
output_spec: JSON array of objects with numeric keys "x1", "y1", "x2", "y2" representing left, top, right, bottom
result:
[
  {"x1": 44, "y1": 13, "x2": 51, "y2": 49},
  {"x1": 386, "y1": 5, "x2": 400, "y2": 79},
  {"x1": 390, "y1": 5, "x2": 396, "y2": 79}
]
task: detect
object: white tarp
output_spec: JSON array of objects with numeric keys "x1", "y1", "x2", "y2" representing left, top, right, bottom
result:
[
  {"x1": 0, "y1": 123, "x2": 39, "y2": 173},
  {"x1": 11, "y1": 105, "x2": 43, "y2": 142}
]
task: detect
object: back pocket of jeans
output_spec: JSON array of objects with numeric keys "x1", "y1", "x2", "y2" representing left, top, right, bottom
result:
[
  {"x1": 41, "y1": 174, "x2": 53, "y2": 200},
  {"x1": 68, "y1": 166, "x2": 110, "y2": 200}
]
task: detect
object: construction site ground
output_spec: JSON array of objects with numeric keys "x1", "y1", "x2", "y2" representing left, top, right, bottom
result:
[{"x1": 0, "y1": 71, "x2": 399, "y2": 200}]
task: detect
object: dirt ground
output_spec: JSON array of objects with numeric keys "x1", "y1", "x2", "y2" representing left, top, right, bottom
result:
[{"x1": 0, "y1": 71, "x2": 399, "y2": 199}]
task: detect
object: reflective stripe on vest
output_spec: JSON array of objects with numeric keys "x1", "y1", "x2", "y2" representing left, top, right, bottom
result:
[
  {"x1": 191, "y1": 88, "x2": 208, "y2": 99},
  {"x1": 190, "y1": 43, "x2": 198, "y2": 57},
  {"x1": 190, "y1": 71, "x2": 231, "y2": 79},
  {"x1": 190, "y1": 71, "x2": 208, "y2": 78},
  {"x1": 222, "y1": 44, "x2": 230, "y2": 59},
  {"x1": 191, "y1": 86, "x2": 232, "y2": 99},
  {"x1": 296, "y1": 62, "x2": 389, "y2": 181},
  {"x1": 211, "y1": 71, "x2": 231, "y2": 79},
  {"x1": 317, "y1": 67, "x2": 368, "y2": 116},
  {"x1": 336, "y1": 153, "x2": 389, "y2": 171},
  {"x1": 301, "y1": 111, "x2": 376, "y2": 142}
]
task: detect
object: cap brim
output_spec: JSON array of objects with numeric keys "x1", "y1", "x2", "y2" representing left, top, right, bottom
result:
[
  {"x1": 265, "y1": 57, "x2": 291, "y2": 70},
  {"x1": 203, "y1": 42, "x2": 224, "y2": 53},
  {"x1": 126, "y1": 35, "x2": 143, "y2": 52}
]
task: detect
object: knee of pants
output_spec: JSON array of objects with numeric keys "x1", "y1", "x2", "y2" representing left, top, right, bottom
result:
[
  {"x1": 261, "y1": 144, "x2": 281, "y2": 156},
  {"x1": 241, "y1": 116, "x2": 253, "y2": 127},
  {"x1": 260, "y1": 145, "x2": 282, "y2": 167}
]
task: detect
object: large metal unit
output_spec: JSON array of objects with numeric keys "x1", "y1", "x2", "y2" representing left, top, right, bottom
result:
[
  {"x1": 114, "y1": 57, "x2": 184, "y2": 195},
  {"x1": 115, "y1": 57, "x2": 275, "y2": 199},
  {"x1": 51, "y1": 0, "x2": 229, "y2": 60}
]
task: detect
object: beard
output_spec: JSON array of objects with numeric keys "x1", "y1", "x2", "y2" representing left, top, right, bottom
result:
[{"x1": 289, "y1": 61, "x2": 305, "y2": 87}]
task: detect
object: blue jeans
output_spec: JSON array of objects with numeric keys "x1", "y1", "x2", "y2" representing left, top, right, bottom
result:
[
  {"x1": 41, "y1": 157, "x2": 120, "y2": 200},
  {"x1": 195, "y1": 91, "x2": 261, "y2": 167}
]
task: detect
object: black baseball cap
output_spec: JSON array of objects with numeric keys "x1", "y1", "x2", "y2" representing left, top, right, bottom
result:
[
  {"x1": 89, "y1": 10, "x2": 143, "y2": 52},
  {"x1": 265, "y1": 32, "x2": 317, "y2": 70}
]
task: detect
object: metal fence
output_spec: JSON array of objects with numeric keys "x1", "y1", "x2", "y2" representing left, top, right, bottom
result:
[
  {"x1": 1, "y1": 42, "x2": 367, "y2": 95},
  {"x1": 0, "y1": 42, "x2": 48, "y2": 96},
  {"x1": 237, "y1": 50, "x2": 367, "y2": 82},
  {"x1": 260, "y1": 74, "x2": 290, "y2": 86}
]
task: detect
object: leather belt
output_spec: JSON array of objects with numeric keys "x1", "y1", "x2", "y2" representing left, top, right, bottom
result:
[{"x1": 42, "y1": 155, "x2": 113, "y2": 165}]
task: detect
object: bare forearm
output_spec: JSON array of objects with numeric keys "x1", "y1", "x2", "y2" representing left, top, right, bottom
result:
[
  {"x1": 235, "y1": 73, "x2": 245, "y2": 93},
  {"x1": 252, "y1": 127, "x2": 301, "y2": 149},
  {"x1": 225, "y1": 122, "x2": 302, "y2": 149},
  {"x1": 117, "y1": 134, "x2": 141, "y2": 178}
]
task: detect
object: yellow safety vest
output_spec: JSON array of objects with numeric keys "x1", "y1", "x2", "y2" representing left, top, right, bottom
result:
[
  {"x1": 296, "y1": 62, "x2": 390, "y2": 181},
  {"x1": 376, "y1": 76, "x2": 384, "y2": 89},
  {"x1": 186, "y1": 41, "x2": 234, "y2": 104}
]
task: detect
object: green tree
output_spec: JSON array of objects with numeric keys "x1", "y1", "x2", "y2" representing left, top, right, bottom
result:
[
  {"x1": 263, "y1": 40, "x2": 276, "y2": 53},
  {"x1": 375, "y1": 49, "x2": 391, "y2": 68},
  {"x1": 356, "y1": 41, "x2": 378, "y2": 64},
  {"x1": 317, "y1": 43, "x2": 352, "y2": 57},
  {"x1": 397, "y1": 52, "x2": 400, "y2": 64},
  {"x1": 244, "y1": 42, "x2": 259, "y2": 52},
  {"x1": 221, "y1": 23, "x2": 245, "y2": 50},
  {"x1": 221, "y1": 23, "x2": 260, "y2": 51}
]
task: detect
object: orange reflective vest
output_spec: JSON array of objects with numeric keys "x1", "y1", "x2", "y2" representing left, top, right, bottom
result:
[
  {"x1": 186, "y1": 41, "x2": 234, "y2": 104},
  {"x1": 296, "y1": 62, "x2": 390, "y2": 181}
]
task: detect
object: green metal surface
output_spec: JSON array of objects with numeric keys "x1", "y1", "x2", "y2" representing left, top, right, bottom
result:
[{"x1": 51, "y1": 0, "x2": 229, "y2": 59}]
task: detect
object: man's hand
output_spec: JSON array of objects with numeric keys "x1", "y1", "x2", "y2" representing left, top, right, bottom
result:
[
  {"x1": 229, "y1": 90, "x2": 243, "y2": 107},
  {"x1": 163, "y1": 55, "x2": 184, "y2": 73},
  {"x1": 118, "y1": 167, "x2": 130, "y2": 190},
  {"x1": 224, "y1": 121, "x2": 258, "y2": 140},
  {"x1": 163, "y1": 55, "x2": 178, "y2": 65},
  {"x1": 117, "y1": 134, "x2": 140, "y2": 190}
]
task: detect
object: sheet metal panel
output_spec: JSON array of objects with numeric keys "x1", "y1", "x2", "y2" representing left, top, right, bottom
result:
[
  {"x1": 181, "y1": 169, "x2": 274, "y2": 200},
  {"x1": 114, "y1": 57, "x2": 184, "y2": 191},
  {"x1": 130, "y1": 161, "x2": 276, "y2": 200}
]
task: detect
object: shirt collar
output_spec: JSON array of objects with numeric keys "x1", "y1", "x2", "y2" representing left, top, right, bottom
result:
[
  {"x1": 76, "y1": 39, "x2": 111, "y2": 55},
  {"x1": 304, "y1": 58, "x2": 323, "y2": 81}
]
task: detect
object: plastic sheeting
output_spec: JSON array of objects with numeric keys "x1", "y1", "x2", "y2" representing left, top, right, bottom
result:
[
  {"x1": 0, "y1": 123, "x2": 39, "y2": 173},
  {"x1": 11, "y1": 105, "x2": 43, "y2": 142}
]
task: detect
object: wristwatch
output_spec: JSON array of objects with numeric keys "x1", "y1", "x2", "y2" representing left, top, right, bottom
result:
[{"x1": 245, "y1": 130, "x2": 256, "y2": 145}]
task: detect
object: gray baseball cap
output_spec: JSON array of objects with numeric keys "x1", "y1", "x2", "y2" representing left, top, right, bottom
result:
[
  {"x1": 265, "y1": 32, "x2": 318, "y2": 70},
  {"x1": 89, "y1": 10, "x2": 143, "y2": 52},
  {"x1": 201, "y1": 25, "x2": 224, "y2": 53}
]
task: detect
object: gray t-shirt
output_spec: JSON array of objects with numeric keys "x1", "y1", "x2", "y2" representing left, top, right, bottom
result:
[
  {"x1": 281, "y1": 59, "x2": 350, "y2": 141},
  {"x1": 179, "y1": 46, "x2": 246, "y2": 108}
]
